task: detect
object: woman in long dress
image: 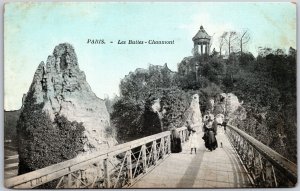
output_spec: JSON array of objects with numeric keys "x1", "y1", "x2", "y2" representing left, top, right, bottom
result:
[
  {"x1": 170, "y1": 128, "x2": 182, "y2": 153},
  {"x1": 202, "y1": 118, "x2": 218, "y2": 151}
]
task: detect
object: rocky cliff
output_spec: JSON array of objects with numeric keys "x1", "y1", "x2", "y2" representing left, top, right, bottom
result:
[
  {"x1": 23, "y1": 43, "x2": 112, "y2": 152},
  {"x1": 213, "y1": 93, "x2": 246, "y2": 121},
  {"x1": 185, "y1": 94, "x2": 203, "y2": 131}
]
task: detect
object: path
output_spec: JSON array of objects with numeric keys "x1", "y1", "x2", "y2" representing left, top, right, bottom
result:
[{"x1": 132, "y1": 131, "x2": 252, "y2": 188}]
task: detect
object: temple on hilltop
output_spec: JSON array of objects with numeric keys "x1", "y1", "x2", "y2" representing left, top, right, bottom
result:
[
  {"x1": 192, "y1": 25, "x2": 211, "y2": 56},
  {"x1": 177, "y1": 25, "x2": 212, "y2": 76}
]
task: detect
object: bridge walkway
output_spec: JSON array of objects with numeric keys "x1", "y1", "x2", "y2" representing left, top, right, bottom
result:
[{"x1": 132, "y1": 131, "x2": 252, "y2": 188}]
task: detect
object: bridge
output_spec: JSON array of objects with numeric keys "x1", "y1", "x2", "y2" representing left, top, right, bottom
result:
[{"x1": 5, "y1": 124, "x2": 297, "y2": 188}]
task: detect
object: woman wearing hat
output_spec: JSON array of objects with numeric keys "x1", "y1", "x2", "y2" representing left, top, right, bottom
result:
[{"x1": 202, "y1": 116, "x2": 218, "y2": 151}]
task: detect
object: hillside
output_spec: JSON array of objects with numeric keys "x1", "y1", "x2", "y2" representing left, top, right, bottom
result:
[
  {"x1": 111, "y1": 48, "x2": 297, "y2": 163},
  {"x1": 4, "y1": 110, "x2": 21, "y2": 143}
]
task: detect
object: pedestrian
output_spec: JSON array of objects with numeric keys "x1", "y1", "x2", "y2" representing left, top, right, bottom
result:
[
  {"x1": 202, "y1": 118, "x2": 218, "y2": 151},
  {"x1": 215, "y1": 114, "x2": 225, "y2": 148},
  {"x1": 222, "y1": 118, "x2": 228, "y2": 131},
  {"x1": 202, "y1": 113, "x2": 210, "y2": 132},
  {"x1": 189, "y1": 129, "x2": 198, "y2": 154},
  {"x1": 185, "y1": 120, "x2": 192, "y2": 136},
  {"x1": 170, "y1": 128, "x2": 182, "y2": 153}
]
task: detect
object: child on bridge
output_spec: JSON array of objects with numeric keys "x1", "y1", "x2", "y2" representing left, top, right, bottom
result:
[{"x1": 189, "y1": 129, "x2": 198, "y2": 154}]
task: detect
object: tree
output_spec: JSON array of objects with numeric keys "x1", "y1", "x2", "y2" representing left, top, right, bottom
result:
[
  {"x1": 288, "y1": 47, "x2": 296, "y2": 57},
  {"x1": 111, "y1": 97, "x2": 146, "y2": 142},
  {"x1": 222, "y1": 31, "x2": 238, "y2": 55},
  {"x1": 257, "y1": 46, "x2": 273, "y2": 57},
  {"x1": 218, "y1": 33, "x2": 226, "y2": 56},
  {"x1": 119, "y1": 64, "x2": 175, "y2": 101},
  {"x1": 239, "y1": 30, "x2": 250, "y2": 54},
  {"x1": 17, "y1": 89, "x2": 85, "y2": 177}
]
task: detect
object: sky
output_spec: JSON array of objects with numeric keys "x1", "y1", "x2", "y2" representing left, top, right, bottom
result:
[{"x1": 4, "y1": 2, "x2": 296, "y2": 110}]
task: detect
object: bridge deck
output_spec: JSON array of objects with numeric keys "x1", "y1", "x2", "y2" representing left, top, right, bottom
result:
[{"x1": 132, "y1": 132, "x2": 252, "y2": 188}]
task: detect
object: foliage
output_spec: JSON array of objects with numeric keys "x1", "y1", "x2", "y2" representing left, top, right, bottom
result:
[
  {"x1": 223, "y1": 48, "x2": 297, "y2": 163},
  {"x1": 160, "y1": 88, "x2": 190, "y2": 130},
  {"x1": 17, "y1": 91, "x2": 85, "y2": 175},
  {"x1": 119, "y1": 64, "x2": 174, "y2": 100},
  {"x1": 4, "y1": 110, "x2": 21, "y2": 143},
  {"x1": 113, "y1": 46, "x2": 297, "y2": 163},
  {"x1": 111, "y1": 87, "x2": 190, "y2": 142},
  {"x1": 111, "y1": 63, "x2": 194, "y2": 142},
  {"x1": 176, "y1": 55, "x2": 225, "y2": 90},
  {"x1": 111, "y1": 97, "x2": 146, "y2": 142}
]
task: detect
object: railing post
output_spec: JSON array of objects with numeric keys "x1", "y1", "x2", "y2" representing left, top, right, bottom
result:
[
  {"x1": 168, "y1": 135, "x2": 171, "y2": 154},
  {"x1": 103, "y1": 158, "x2": 111, "y2": 188},
  {"x1": 153, "y1": 140, "x2": 157, "y2": 164},
  {"x1": 271, "y1": 165, "x2": 278, "y2": 187},
  {"x1": 68, "y1": 172, "x2": 72, "y2": 188},
  {"x1": 161, "y1": 137, "x2": 165, "y2": 158},
  {"x1": 142, "y1": 145, "x2": 147, "y2": 173},
  {"x1": 247, "y1": 146, "x2": 254, "y2": 170},
  {"x1": 180, "y1": 131, "x2": 183, "y2": 143},
  {"x1": 75, "y1": 171, "x2": 81, "y2": 188},
  {"x1": 258, "y1": 153, "x2": 266, "y2": 187},
  {"x1": 127, "y1": 151, "x2": 133, "y2": 185}
]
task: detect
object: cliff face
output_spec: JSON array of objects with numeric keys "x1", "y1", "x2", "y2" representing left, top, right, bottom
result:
[
  {"x1": 23, "y1": 43, "x2": 111, "y2": 151},
  {"x1": 185, "y1": 94, "x2": 203, "y2": 131},
  {"x1": 213, "y1": 93, "x2": 246, "y2": 121}
]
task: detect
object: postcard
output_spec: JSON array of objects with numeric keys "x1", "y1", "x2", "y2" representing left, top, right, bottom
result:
[{"x1": 4, "y1": 2, "x2": 297, "y2": 189}]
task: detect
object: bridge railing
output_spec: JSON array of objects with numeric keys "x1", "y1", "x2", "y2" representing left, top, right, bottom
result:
[
  {"x1": 5, "y1": 127, "x2": 188, "y2": 189},
  {"x1": 226, "y1": 124, "x2": 297, "y2": 187}
]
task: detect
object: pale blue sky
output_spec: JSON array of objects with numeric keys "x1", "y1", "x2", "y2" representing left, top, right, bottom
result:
[{"x1": 4, "y1": 2, "x2": 296, "y2": 110}]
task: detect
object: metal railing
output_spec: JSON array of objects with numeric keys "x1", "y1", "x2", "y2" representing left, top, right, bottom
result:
[
  {"x1": 226, "y1": 124, "x2": 297, "y2": 187},
  {"x1": 5, "y1": 127, "x2": 188, "y2": 189}
]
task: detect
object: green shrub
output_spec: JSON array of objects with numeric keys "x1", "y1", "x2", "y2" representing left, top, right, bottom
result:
[
  {"x1": 17, "y1": 92, "x2": 85, "y2": 175},
  {"x1": 4, "y1": 110, "x2": 21, "y2": 143}
]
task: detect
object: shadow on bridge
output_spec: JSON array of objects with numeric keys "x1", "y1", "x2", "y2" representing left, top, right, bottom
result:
[{"x1": 176, "y1": 145, "x2": 205, "y2": 187}]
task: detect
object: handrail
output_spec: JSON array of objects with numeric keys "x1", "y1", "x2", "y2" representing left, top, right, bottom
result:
[
  {"x1": 6, "y1": 126, "x2": 188, "y2": 188},
  {"x1": 226, "y1": 124, "x2": 297, "y2": 187}
]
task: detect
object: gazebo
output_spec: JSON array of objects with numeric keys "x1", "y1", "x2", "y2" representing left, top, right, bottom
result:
[{"x1": 192, "y1": 25, "x2": 211, "y2": 56}]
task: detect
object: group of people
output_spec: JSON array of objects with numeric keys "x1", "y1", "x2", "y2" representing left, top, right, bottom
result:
[
  {"x1": 170, "y1": 113, "x2": 228, "y2": 154},
  {"x1": 201, "y1": 114, "x2": 227, "y2": 151}
]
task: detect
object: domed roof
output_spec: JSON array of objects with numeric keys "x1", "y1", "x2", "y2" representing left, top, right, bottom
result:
[{"x1": 192, "y1": 25, "x2": 211, "y2": 41}]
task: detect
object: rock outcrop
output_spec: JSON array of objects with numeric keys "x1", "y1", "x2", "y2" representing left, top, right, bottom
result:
[
  {"x1": 213, "y1": 93, "x2": 246, "y2": 121},
  {"x1": 23, "y1": 43, "x2": 111, "y2": 152},
  {"x1": 185, "y1": 94, "x2": 203, "y2": 131}
]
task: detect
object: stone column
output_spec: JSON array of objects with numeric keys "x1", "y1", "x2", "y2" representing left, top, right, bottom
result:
[
  {"x1": 207, "y1": 42, "x2": 210, "y2": 54},
  {"x1": 208, "y1": 43, "x2": 210, "y2": 54},
  {"x1": 194, "y1": 44, "x2": 199, "y2": 56},
  {"x1": 206, "y1": 43, "x2": 209, "y2": 54}
]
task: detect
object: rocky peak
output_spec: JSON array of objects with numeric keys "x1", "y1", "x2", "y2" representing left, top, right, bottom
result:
[
  {"x1": 23, "y1": 43, "x2": 112, "y2": 152},
  {"x1": 53, "y1": 43, "x2": 78, "y2": 71},
  {"x1": 185, "y1": 94, "x2": 203, "y2": 131}
]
